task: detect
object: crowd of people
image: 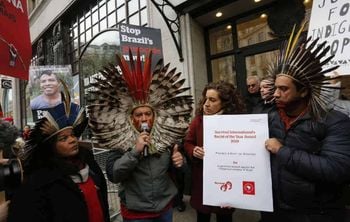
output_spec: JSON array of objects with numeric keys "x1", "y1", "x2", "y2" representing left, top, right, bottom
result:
[{"x1": 1, "y1": 27, "x2": 350, "y2": 222}]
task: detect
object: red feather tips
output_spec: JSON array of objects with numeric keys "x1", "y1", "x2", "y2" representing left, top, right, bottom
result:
[{"x1": 116, "y1": 48, "x2": 153, "y2": 104}]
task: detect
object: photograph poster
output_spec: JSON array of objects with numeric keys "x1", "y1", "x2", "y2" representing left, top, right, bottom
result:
[
  {"x1": 203, "y1": 114, "x2": 273, "y2": 212},
  {"x1": 28, "y1": 65, "x2": 76, "y2": 122}
]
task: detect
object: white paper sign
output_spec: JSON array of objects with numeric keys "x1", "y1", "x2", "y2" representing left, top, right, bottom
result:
[
  {"x1": 203, "y1": 114, "x2": 273, "y2": 212},
  {"x1": 307, "y1": 0, "x2": 350, "y2": 74}
]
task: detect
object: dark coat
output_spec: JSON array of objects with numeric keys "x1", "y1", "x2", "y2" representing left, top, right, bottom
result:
[
  {"x1": 184, "y1": 115, "x2": 234, "y2": 214},
  {"x1": 245, "y1": 92, "x2": 262, "y2": 113},
  {"x1": 252, "y1": 100, "x2": 274, "y2": 114},
  {"x1": 268, "y1": 109, "x2": 350, "y2": 211},
  {"x1": 7, "y1": 150, "x2": 110, "y2": 222}
]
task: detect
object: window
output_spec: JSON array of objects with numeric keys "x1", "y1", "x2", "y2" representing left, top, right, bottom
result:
[
  {"x1": 211, "y1": 56, "x2": 236, "y2": 86},
  {"x1": 206, "y1": 1, "x2": 313, "y2": 93},
  {"x1": 245, "y1": 50, "x2": 279, "y2": 80},
  {"x1": 80, "y1": 30, "x2": 119, "y2": 106},
  {"x1": 26, "y1": 0, "x2": 149, "y2": 124},
  {"x1": 237, "y1": 14, "x2": 274, "y2": 48},
  {"x1": 66, "y1": 0, "x2": 148, "y2": 75},
  {"x1": 209, "y1": 24, "x2": 233, "y2": 55},
  {"x1": 128, "y1": 0, "x2": 139, "y2": 15}
]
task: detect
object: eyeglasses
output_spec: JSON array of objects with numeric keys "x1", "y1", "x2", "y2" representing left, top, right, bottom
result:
[{"x1": 247, "y1": 84, "x2": 256, "y2": 88}]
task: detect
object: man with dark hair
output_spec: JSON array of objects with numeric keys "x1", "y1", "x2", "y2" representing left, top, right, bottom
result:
[
  {"x1": 262, "y1": 26, "x2": 350, "y2": 222},
  {"x1": 30, "y1": 70, "x2": 61, "y2": 110},
  {"x1": 88, "y1": 49, "x2": 193, "y2": 221}
]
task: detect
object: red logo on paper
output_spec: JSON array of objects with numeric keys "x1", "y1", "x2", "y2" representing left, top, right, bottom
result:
[
  {"x1": 214, "y1": 181, "x2": 232, "y2": 192},
  {"x1": 243, "y1": 181, "x2": 255, "y2": 195}
]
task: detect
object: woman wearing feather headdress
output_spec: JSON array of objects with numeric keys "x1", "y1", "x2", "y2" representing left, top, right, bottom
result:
[
  {"x1": 88, "y1": 49, "x2": 192, "y2": 221},
  {"x1": 184, "y1": 81, "x2": 246, "y2": 222},
  {"x1": 262, "y1": 24, "x2": 350, "y2": 222},
  {"x1": 7, "y1": 81, "x2": 110, "y2": 222}
]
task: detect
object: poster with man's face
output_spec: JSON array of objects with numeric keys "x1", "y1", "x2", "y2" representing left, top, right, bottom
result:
[{"x1": 27, "y1": 65, "x2": 78, "y2": 122}]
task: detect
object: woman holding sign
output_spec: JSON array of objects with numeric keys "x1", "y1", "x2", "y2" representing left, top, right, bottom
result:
[{"x1": 184, "y1": 81, "x2": 246, "y2": 222}]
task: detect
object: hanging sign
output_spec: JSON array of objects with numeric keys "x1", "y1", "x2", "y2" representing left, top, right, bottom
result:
[
  {"x1": 119, "y1": 24, "x2": 163, "y2": 69},
  {"x1": 0, "y1": 0, "x2": 32, "y2": 80},
  {"x1": 1, "y1": 79, "x2": 12, "y2": 89}
]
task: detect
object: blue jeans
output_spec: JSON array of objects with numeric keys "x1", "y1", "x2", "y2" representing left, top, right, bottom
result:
[{"x1": 123, "y1": 208, "x2": 173, "y2": 222}]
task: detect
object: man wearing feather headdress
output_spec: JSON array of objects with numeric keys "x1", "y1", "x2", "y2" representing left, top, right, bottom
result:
[
  {"x1": 87, "y1": 49, "x2": 193, "y2": 221},
  {"x1": 262, "y1": 24, "x2": 350, "y2": 222}
]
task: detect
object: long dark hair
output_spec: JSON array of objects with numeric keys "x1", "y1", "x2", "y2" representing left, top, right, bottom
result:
[
  {"x1": 23, "y1": 134, "x2": 88, "y2": 177},
  {"x1": 0, "y1": 120, "x2": 19, "y2": 157},
  {"x1": 196, "y1": 81, "x2": 246, "y2": 115}
]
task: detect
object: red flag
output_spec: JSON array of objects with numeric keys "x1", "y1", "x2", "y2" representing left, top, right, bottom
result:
[{"x1": 0, "y1": 0, "x2": 31, "y2": 80}]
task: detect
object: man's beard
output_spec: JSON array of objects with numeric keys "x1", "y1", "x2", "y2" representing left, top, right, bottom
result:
[
  {"x1": 276, "y1": 99, "x2": 303, "y2": 115},
  {"x1": 276, "y1": 102, "x2": 286, "y2": 108}
]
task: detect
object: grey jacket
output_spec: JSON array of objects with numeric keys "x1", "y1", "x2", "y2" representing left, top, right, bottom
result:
[{"x1": 106, "y1": 148, "x2": 177, "y2": 212}]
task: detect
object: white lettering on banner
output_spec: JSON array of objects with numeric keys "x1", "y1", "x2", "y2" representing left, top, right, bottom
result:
[
  {"x1": 123, "y1": 54, "x2": 146, "y2": 62},
  {"x1": 120, "y1": 25, "x2": 141, "y2": 36},
  {"x1": 36, "y1": 110, "x2": 44, "y2": 120},
  {"x1": 6, "y1": 0, "x2": 24, "y2": 13},
  {"x1": 120, "y1": 34, "x2": 154, "y2": 45}
]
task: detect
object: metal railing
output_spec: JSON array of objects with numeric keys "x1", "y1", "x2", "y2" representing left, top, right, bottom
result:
[{"x1": 93, "y1": 148, "x2": 121, "y2": 221}]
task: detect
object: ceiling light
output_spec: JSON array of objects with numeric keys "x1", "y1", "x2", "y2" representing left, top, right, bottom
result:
[
  {"x1": 254, "y1": 0, "x2": 262, "y2": 2},
  {"x1": 216, "y1": 12, "x2": 223, "y2": 18},
  {"x1": 260, "y1": 13, "x2": 267, "y2": 19},
  {"x1": 226, "y1": 25, "x2": 232, "y2": 30},
  {"x1": 303, "y1": 0, "x2": 310, "y2": 3}
]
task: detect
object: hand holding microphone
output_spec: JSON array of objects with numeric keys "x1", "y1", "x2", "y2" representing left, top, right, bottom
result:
[{"x1": 140, "y1": 123, "x2": 150, "y2": 157}]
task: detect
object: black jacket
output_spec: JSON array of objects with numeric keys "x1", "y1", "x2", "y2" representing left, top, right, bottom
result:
[
  {"x1": 268, "y1": 109, "x2": 350, "y2": 211},
  {"x1": 252, "y1": 100, "x2": 274, "y2": 114},
  {"x1": 245, "y1": 92, "x2": 263, "y2": 113},
  {"x1": 7, "y1": 151, "x2": 110, "y2": 222}
]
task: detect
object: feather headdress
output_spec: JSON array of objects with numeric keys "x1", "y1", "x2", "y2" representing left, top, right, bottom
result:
[
  {"x1": 87, "y1": 48, "x2": 193, "y2": 153},
  {"x1": 20, "y1": 80, "x2": 87, "y2": 160},
  {"x1": 267, "y1": 22, "x2": 340, "y2": 118}
]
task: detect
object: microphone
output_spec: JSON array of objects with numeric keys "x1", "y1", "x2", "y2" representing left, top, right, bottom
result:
[
  {"x1": 140, "y1": 122, "x2": 150, "y2": 133},
  {"x1": 140, "y1": 123, "x2": 149, "y2": 157}
]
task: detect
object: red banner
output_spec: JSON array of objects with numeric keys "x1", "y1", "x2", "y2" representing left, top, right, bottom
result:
[{"x1": 0, "y1": 0, "x2": 31, "y2": 80}]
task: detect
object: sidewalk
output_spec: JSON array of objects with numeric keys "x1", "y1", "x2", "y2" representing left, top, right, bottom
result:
[
  {"x1": 111, "y1": 194, "x2": 261, "y2": 222},
  {"x1": 173, "y1": 195, "x2": 261, "y2": 222}
]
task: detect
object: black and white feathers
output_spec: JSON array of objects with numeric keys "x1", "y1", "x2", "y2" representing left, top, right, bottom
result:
[
  {"x1": 87, "y1": 50, "x2": 193, "y2": 153},
  {"x1": 267, "y1": 23, "x2": 340, "y2": 118}
]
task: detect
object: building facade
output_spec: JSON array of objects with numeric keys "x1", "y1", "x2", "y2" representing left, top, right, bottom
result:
[{"x1": 2, "y1": 0, "x2": 313, "y2": 127}]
